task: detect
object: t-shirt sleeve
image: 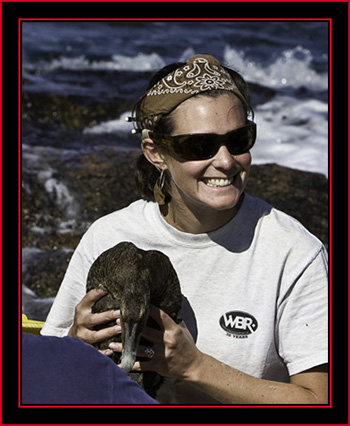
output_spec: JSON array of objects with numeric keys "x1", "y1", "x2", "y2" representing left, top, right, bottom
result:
[{"x1": 276, "y1": 246, "x2": 328, "y2": 376}]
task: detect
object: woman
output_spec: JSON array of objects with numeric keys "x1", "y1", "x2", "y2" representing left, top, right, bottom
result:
[{"x1": 41, "y1": 54, "x2": 328, "y2": 404}]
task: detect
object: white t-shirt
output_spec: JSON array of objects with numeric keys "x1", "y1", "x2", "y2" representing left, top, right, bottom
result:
[{"x1": 41, "y1": 194, "x2": 328, "y2": 404}]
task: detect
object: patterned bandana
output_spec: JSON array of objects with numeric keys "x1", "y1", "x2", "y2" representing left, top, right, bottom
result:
[{"x1": 138, "y1": 54, "x2": 245, "y2": 130}]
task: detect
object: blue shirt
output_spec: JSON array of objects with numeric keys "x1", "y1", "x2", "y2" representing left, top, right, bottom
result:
[{"x1": 21, "y1": 333, "x2": 158, "y2": 405}]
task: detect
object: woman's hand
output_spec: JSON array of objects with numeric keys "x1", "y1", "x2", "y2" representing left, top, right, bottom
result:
[
  {"x1": 68, "y1": 288, "x2": 121, "y2": 353},
  {"x1": 109, "y1": 305, "x2": 203, "y2": 380}
]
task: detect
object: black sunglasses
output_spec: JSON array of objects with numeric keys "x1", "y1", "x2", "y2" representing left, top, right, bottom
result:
[{"x1": 142, "y1": 121, "x2": 256, "y2": 161}]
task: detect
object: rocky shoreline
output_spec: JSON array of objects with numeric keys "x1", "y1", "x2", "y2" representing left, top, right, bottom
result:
[{"x1": 22, "y1": 145, "x2": 328, "y2": 320}]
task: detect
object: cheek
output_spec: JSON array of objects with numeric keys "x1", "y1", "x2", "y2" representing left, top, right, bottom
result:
[
  {"x1": 166, "y1": 160, "x2": 205, "y2": 194},
  {"x1": 168, "y1": 161, "x2": 205, "y2": 183},
  {"x1": 235, "y1": 152, "x2": 252, "y2": 170}
]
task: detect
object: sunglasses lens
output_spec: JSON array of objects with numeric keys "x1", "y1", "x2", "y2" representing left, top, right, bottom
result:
[
  {"x1": 227, "y1": 125, "x2": 256, "y2": 155},
  {"x1": 176, "y1": 134, "x2": 215, "y2": 160},
  {"x1": 177, "y1": 124, "x2": 256, "y2": 160}
]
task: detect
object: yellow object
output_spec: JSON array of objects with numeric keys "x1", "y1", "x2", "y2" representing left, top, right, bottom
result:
[{"x1": 22, "y1": 314, "x2": 44, "y2": 335}]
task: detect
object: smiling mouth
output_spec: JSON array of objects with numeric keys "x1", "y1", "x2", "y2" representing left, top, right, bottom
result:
[{"x1": 204, "y1": 177, "x2": 234, "y2": 187}]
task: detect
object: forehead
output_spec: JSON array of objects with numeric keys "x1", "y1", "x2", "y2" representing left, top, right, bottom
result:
[{"x1": 171, "y1": 93, "x2": 246, "y2": 135}]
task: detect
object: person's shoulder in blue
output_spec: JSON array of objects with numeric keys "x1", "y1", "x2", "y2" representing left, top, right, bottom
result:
[{"x1": 21, "y1": 333, "x2": 159, "y2": 405}]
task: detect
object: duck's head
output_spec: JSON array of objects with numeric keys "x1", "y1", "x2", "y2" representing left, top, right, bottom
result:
[{"x1": 119, "y1": 288, "x2": 150, "y2": 372}]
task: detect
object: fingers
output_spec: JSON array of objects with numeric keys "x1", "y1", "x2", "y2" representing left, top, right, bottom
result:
[
  {"x1": 119, "y1": 307, "x2": 170, "y2": 372},
  {"x1": 86, "y1": 308, "x2": 120, "y2": 328},
  {"x1": 88, "y1": 323, "x2": 122, "y2": 345},
  {"x1": 108, "y1": 341, "x2": 122, "y2": 352},
  {"x1": 131, "y1": 344, "x2": 161, "y2": 372},
  {"x1": 140, "y1": 305, "x2": 176, "y2": 343},
  {"x1": 109, "y1": 341, "x2": 157, "y2": 372},
  {"x1": 108, "y1": 306, "x2": 190, "y2": 378},
  {"x1": 80, "y1": 288, "x2": 107, "y2": 308},
  {"x1": 68, "y1": 288, "x2": 121, "y2": 344},
  {"x1": 148, "y1": 304, "x2": 174, "y2": 329},
  {"x1": 136, "y1": 308, "x2": 198, "y2": 379},
  {"x1": 71, "y1": 321, "x2": 121, "y2": 345},
  {"x1": 99, "y1": 348, "x2": 114, "y2": 357}
]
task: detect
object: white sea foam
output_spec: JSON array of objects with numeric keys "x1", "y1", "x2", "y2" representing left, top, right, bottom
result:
[
  {"x1": 25, "y1": 46, "x2": 327, "y2": 93},
  {"x1": 30, "y1": 52, "x2": 166, "y2": 73},
  {"x1": 22, "y1": 145, "x2": 81, "y2": 229},
  {"x1": 251, "y1": 96, "x2": 328, "y2": 176},
  {"x1": 224, "y1": 45, "x2": 328, "y2": 91},
  {"x1": 83, "y1": 111, "x2": 133, "y2": 135}
]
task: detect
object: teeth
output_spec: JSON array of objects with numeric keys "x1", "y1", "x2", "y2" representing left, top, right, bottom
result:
[{"x1": 205, "y1": 178, "x2": 233, "y2": 187}]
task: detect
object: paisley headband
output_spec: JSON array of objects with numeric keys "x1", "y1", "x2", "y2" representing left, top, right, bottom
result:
[{"x1": 136, "y1": 54, "x2": 246, "y2": 130}]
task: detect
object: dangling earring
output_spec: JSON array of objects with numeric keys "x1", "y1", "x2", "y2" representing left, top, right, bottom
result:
[{"x1": 153, "y1": 169, "x2": 167, "y2": 205}]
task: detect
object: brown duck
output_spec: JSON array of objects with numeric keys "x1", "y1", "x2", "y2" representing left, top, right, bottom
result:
[{"x1": 86, "y1": 241, "x2": 182, "y2": 398}]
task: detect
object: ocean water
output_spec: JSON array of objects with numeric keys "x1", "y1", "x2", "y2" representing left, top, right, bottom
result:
[
  {"x1": 22, "y1": 20, "x2": 329, "y2": 175},
  {"x1": 21, "y1": 20, "x2": 329, "y2": 319}
]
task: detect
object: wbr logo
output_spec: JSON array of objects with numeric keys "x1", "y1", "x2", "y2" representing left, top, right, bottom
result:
[{"x1": 219, "y1": 311, "x2": 258, "y2": 338}]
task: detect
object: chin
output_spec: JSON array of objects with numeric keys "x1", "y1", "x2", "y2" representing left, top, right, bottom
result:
[
  {"x1": 204, "y1": 194, "x2": 243, "y2": 212},
  {"x1": 204, "y1": 185, "x2": 244, "y2": 209}
]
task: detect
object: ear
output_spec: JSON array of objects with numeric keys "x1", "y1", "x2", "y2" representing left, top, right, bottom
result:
[{"x1": 141, "y1": 138, "x2": 168, "y2": 170}]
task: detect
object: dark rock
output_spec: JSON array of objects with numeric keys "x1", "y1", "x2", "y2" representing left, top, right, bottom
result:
[
  {"x1": 63, "y1": 148, "x2": 141, "y2": 223},
  {"x1": 23, "y1": 249, "x2": 73, "y2": 298},
  {"x1": 22, "y1": 92, "x2": 134, "y2": 130}
]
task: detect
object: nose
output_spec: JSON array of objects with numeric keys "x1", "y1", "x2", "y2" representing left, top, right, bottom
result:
[{"x1": 211, "y1": 145, "x2": 236, "y2": 170}]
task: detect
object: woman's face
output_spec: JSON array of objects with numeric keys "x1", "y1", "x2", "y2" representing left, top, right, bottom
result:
[{"x1": 163, "y1": 94, "x2": 252, "y2": 222}]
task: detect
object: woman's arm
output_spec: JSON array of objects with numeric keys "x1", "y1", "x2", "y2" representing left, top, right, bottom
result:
[
  {"x1": 180, "y1": 353, "x2": 328, "y2": 404},
  {"x1": 128, "y1": 306, "x2": 328, "y2": 405}
]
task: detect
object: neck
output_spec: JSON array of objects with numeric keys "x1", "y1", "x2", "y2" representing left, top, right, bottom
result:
[{"x1": 160, "y1": 194, "x2": 244, "y2": 234}]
